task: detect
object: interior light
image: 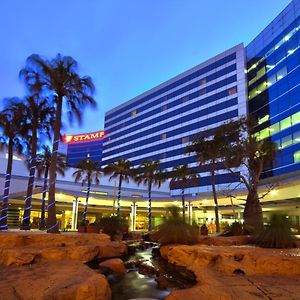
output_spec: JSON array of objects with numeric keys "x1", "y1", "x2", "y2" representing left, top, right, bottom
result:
[
  {"x1": 284, "y1": 35, "x2": 290, "y2": 41},
  {"x1": 288, "y1": 49, "x2": 295, "y2": 55},
  {"x1": 277, "y1": 75, "x2": 283, "y2": 80},
  {"x1": 270, "y1": 190, "x2": 278, "y2": 196}
]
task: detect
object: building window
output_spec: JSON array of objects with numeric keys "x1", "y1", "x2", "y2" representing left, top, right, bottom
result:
[
  {"x1": 182, "y1": 136, "x2": 189, "y2": 144},
  {"x1": 293, "y1": 131, "x2": 300, "y2": 143},
  {"x1": 131, "y1": 110, "x2": 137, "y2": 117},
  {"x1": 182, "y1": 96, "x2": 189, "y2": 103},
  {"x1": 162, "y1": 104, "x2": 168, "y2": 112},
  {"x1": 292, "y1": 112, "x2": 300, "y2": 126},
  {"x1": 199, "y1": 88, "x2": 206, "y2": 96},
  {"x1": 294, "y1": 151, "x2": 300, "y2": 163},
  {"x1": 280, "y1": 116, "x2": 291, "y2": 131},
  {"x1": 160, "y1": 152, "x2": 167, "y2": 159},
  {"x1": 281, "y1": 135, "x2": 293, "y2": 149},
  {"x1": 260, "y1": 128, "x2": 270, "y2": 139},
  {"x1": 276, "y1": 66, "x2": 287, "y2": 80},
  {"x1": 258, "y1": 114, "x2": 269, "y2": 124},
  {"x1": 161, "y1": 133, "x2": 167, "y2": 140},
  {"x1": 228, "y1": 87, "x2": 237, "y2": 96},
  {"x1": 199, "y1": 78, "x2": 207, "y2": 85},
  {"x1": 269, "y1": 123, "x2": 280, "y2": 135}
]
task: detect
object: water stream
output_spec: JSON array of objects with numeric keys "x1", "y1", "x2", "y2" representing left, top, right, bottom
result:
[
  {"x1": 108, "y1": 247, "x2": 170, "y2": 300},
  {"x1": 108, "y1": 243, "x2": 196, "y2": 300}
]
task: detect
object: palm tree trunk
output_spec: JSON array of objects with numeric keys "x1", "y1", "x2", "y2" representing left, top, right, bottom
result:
[
  {"x1": 47, "y1": 96, "x2": 63, "y2": 233},
  {"x1": 83, "y1": 179, "x2": 91, "y2": 221},
  {"x1": 243, "y1": 188, "x2": 263, "y2": 234},
  {"x1": 21, "y1": 125, "x2": 37, "y2": 230},
  {"x1": 117, "y1": 175, "x2": 122, "y2": 216},
  {"x1": 181, "y1": 188, "x2": 186, "y2": 223},
  {"x1": 148, "y1": 181, "x2": 152, "y2": 231},
  {"x1": 40, "y1": 166, "x2": 48, "y2": 230},
  {"x1": 0, "y1": 139, "x2": 13, "y2": 230},
  {"x1": 211, "y1": 166, "x2": 220, "y2": 233}
]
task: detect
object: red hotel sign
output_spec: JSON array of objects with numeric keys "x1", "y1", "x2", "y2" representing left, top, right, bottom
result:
[{"x1": 64, "y1": 131, "x2": 105, "y2": 144}]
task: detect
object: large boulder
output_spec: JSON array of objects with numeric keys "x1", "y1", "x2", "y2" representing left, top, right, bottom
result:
[
  {"x1": 97, "y1": 241, "x2": 128, "y2": 258},
  {"x1": 0, "y1": 233, "x2": 127, "y2": 266},
  {"x1": 0, "y1": 261, "x2": 111, "y2": 300},
  {"x1": 161, "y1": 244, "x2": 300, "y2": 277},
  {"x1": 0, "y1": 232, "x2": 110, "y2": 248},
  {"x1": 99, "y1": 258, "x2": 126, "y2": 274},
  {"x1": 197, "y1": 235, "x2": 252, "y2": 246},
  {"x1": 162, "y1": 244, "x2": 300, "y2": 300},
  {"x1": 0, "y1": 245, "x2": 101, "y2": 266}
]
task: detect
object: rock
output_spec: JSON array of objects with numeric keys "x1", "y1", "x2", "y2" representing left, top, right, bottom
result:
[
  {"x1": 161, "y1": 244, "x2": 300, "y2": 299},
  {"x1": 0, "y1": 232, "x2": 110, "y2": 248},
  {"x1": 128, "y1": 244, "x2": 137, "y2": 255},
  {"x1": 0, "y1": 260, "x2": 111, "y2": 300},
  {"x1": 151, "y1": 246, "x2": 161, "y2": 258},
  {"x1": 138, "y1": 261, "x2": 159, "y2": 276},
  {"x1": 0, "y1": 248, "x2": 35, "y2": 266},
  {"x1": 197, "y1": 235, "x2": 252, "y2": 246},
  {"x1": 99, "y1": 258, "x2": 126, "y2": 274},
  {"x1": 127, "y1": 231, "x2": 143, "y2": 240},
  {"x1": 97, "y1": 241, "x2": 128, "y2": 258},
  {"x1": 98, "y1": 265, "x2": 112, "y2": 276},
  {"x1": 160, "y1": 245, "x2": 300, "y2": 277},
  {"x1": 124, "y1": 259, "x2": 138, "y2": 269},
  {"x1": 0, "y1": 245, "x2": 101, "y2": 266}
]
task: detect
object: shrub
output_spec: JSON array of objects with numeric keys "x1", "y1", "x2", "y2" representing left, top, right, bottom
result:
[
  {"x1": 221, "y1": 222, "x2": 244, "y2": 236},
  {"x1": 151, "y1": 206, "x2": 198, "y2": 245},
  {"x1": 99, "y1": 216, "x2": 128, "y2": 240},
  {"x1": 254, "y1": 214, "x2": 295, "y2": 248}
]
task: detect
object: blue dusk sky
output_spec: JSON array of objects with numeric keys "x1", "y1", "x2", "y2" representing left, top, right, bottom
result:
[{"x1": 0, "y1": 0, "x2": 291, "y2": 134}]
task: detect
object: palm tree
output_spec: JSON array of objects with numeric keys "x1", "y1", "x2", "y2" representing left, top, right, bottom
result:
[
  {"x1": 36, "y1": 146, "x2": 67, "y2": 230},
  {"x1": 73, "y1": 159, "x2": 102, "y2": 222},
  {"x1": 170, "y1": 164, "x2": 198, "y2": 223},
  {"x1": 20, "y1": 96, "x2": 55, "y2": 230},
  {"x1": 104, "y1": 159, "x2": 134, "y2": 216},
  {"x1": 186, "y1": 136, "x2": 222, "y2": 232},
  {"x1": 20, "y1": 54, "x2": 96, "y2": 233},
  {"x1": 136, "y1": 160, "x2": 165, "y2": 231},
  {"x1": 0, "y1": 100, "x2": 26, "y2": 230}
]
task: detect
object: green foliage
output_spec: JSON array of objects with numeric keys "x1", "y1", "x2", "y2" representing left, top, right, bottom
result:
[
  {"x1": 88, "y1": 222, "x2": 98, "y2": 227},
  {"x1": 255, "y1": 214, "x2": 295, "y2": 248},
  {"x1": 151, "y1": 206, "x2": 198, "y2": 245},
  {"x1": 79, "y1": 219, "x2": 88, "y2": 226},
  {"x1": 99, "y1": 216, "x2": 128, "y2": 239},
  {"x1": 221, "y1": 222, "x2": 244, "y2": 236}
]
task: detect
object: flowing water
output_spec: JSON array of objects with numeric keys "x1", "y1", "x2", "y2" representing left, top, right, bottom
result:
[
  {"x1": 108, "y1": 247, "x2": 170, "y2": 300},
  {"x1": 108, "y1": 244, "x2": 196, "y2": 300}
]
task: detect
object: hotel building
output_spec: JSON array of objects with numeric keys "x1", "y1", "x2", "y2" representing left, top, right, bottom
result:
[{"x1": 102, "y1": 44, "x2": 248, "y2": 196}]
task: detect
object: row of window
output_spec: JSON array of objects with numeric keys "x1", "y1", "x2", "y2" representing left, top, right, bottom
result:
[
  {"x1": 102, "y1": 126, "x2": 217, "y2": 165},
  {"x1": 255, "y1": 111, "x2": 300, "y2": 140},
  {"x1": 106, "y1": 66, "x2": 237, "y2": 130},
  {"x1": 102, "y1": 109, "x2": 238, "y2": 163},
  {"x1": 248, "y1": 66, "x2": 288, "y2": 100},
  {"x1": 273, "y1": 130, "x2": 300, "y2": 149},
  {"x1": 105, "y1": 84, "x2": 238, "y2": 143},
  {"x1": 105, "y1": 52, "x2": 237, "y2": 122},
  {"x1": 247, "y1": 22, "x2": 300, "y2": 73},
  {"x1": 103, "y1": 98, "x2": 238, "y2": 153}
]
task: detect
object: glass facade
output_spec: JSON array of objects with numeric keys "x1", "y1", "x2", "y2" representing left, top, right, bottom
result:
[
  {"x1": 246, "y1": 0, "x2": 300, "y2": 177},
  {"x1": 67, "y1": 139, "x2": 103, "y2": 167}
]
